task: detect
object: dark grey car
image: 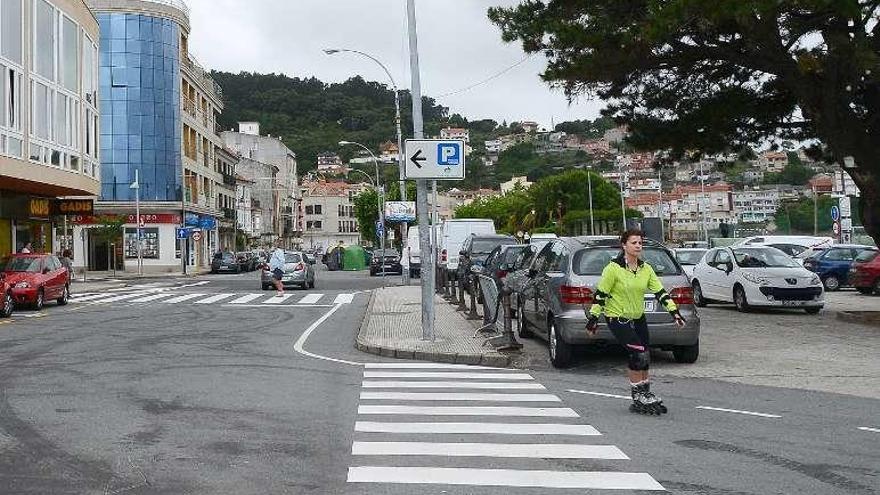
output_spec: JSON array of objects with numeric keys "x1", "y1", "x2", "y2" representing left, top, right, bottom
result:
[
  {"x1": 458, "y1": 234, "x2": 518, "y2": 293},
  {"x1": 260, "y1": 252, "x2": 316, "y2": 290},
  {"x1": 516, "y1": 237, "x2": 701, "y2": 368}
]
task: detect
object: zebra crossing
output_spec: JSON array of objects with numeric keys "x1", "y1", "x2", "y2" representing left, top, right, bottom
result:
[
  {"x1": 70, "y1": 290, "x2": 357, "y2": 307},
  {"x1": 347, "y1": 362, "x2": 665, "y2": 491}
]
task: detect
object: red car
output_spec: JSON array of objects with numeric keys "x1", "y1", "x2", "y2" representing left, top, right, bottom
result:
[
  {"x1": 850, "y1": 248, "x2": 880, "y2": 295},
  {"x1": 3, "y1": 254, "x2": 70, "y2": 310},
  {"x1": 0, "y1": 275, "x2": 12, "y2": 317}
]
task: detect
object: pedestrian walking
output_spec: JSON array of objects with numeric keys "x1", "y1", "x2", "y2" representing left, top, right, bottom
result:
[
  {"x1": 585, "y1": 229, "x2": 686, "y2": 415},
  {"x1": 60, "y1": 249, "x2": 74, "y2": 279},
  {"x1": 268, "y1": 241, "x2": 286, "y2": 296}
]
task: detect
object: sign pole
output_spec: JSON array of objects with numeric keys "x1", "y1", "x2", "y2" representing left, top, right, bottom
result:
[{"x1": 406, "y1": 0, "x2": 434, "y2": 341}]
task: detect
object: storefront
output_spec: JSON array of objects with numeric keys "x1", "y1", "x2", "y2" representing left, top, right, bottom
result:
[
  {"x1": 0, "y1": 193, "x2": 56, "y2": 257},
  {"x1": 72, "y1": 212, "x2": 183, "y2": 273}
]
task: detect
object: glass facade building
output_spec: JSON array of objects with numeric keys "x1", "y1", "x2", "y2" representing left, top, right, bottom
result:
[{"x1": 97, "y1": 13, "x2": 182, "y2": 202}]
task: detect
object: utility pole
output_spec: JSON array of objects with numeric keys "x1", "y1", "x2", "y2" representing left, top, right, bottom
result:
[
  {"x1": 813, "y1": 184, "x2": 818, "y2": 236},
  {"x1": 658, "y1": 167, "x2": 664, "y2": 242},
  {"x1": 407, "y1": 0, "x2": 434, "y2": 340},
  {"x1": 587, "y1": 166, "x2": 595, "y2": 235}
]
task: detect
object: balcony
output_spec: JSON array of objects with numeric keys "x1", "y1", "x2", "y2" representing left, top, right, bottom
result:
[
  {"x1": 222, "y1": 173, "x2": 237, "y2": 187},
  {"x1": 181, "y1": 55, "x2": 224, "y2": 103},
  {"x1": 223, "y1": 208, "x2": 236, "y2": 221}
]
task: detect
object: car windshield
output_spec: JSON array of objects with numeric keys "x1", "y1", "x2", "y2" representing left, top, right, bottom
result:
[
  {"x1": 473, "y1": 238, "x2": 516, "y2": 254},
  {"x1": 503, "y1": 246, "x2": 527, "y2": 264},
  {"x1": 676, "y1": 250, "x2": 706, "y2": 265},
  {"x1": 284, "y1": 253, "x2": 302, "y2": 263},
  {"x1": 573, "y1": 248, "x2": 681, "y2": 276},
  {"x1": 5, "y1": 257, "x2": 41, "y2": 272},
  {"x1": 733, "y1": 248, "x2": 798, "y2": 268},
  {"x1": 855, "y1": 249, "x2": 879, "y2": 262}
]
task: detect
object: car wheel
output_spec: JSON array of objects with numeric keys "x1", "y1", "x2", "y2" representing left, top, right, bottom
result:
[
  {"x1": 733, "y1": 285, "x2": 749, "y2": 313},
  {"x1": 822, "y1": 275, "x2": 840, "y2": 291},
  {"x1": 57, "y1": 285, "x2": 69, "y2": 306},
  {"x1": 692, "y1": 280, "x2": 708, "y2": 307},
  {"x1": 874, "y1": 279, "x2": 880, "y2": 295},
  {"x1": 548, "y1": 317, "x2": 572, "y2": 369},
  {"x1": 517, "y1": 301, "x2": 533, "y2": 338},
  {"x1": 673, "y1": 343, "x2": 699, "y2": 363},
  {"x1": 804, "y1": 307, "x2": 821, "y2": 314},
  {"x1": 34, "y1": 288, "x2": 44, "y2": 311},
  {"x1": 0, "y1": 291, "x2": 12, "y2": 318}
]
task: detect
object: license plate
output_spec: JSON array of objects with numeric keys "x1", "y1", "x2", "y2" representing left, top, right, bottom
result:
[
  {"x1": 220, "y1": 265, "x2": 229, "y2": 269},
  {"x1": 781, "y1": 300, "x2": 806, "y2": 306},
  {"x1": 644, "y1": 300, "x2": 656, "y2": 312}
]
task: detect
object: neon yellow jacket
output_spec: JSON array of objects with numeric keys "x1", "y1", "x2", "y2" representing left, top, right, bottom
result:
[{"x1": 589, "y1": 254, "x2": 678, "y2": 319}]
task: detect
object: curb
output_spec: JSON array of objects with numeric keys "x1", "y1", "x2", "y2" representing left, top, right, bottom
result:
[
  {"x1": 354, "y1": 290, "x2": 513, "y2": 368},
  {"x1": 836, "y1": 311, "x2": 880, "y2": 326}
]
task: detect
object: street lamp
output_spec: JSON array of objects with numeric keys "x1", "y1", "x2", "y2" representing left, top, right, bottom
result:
[
  {"x1": 617, "y1": 156, "x2": 627, "y2": 231},
  {"x1": 325, "y1": 48, "x2": 408, "y2": 283},
  {"x1": 340, "y1": 141, "x2": 386, "y2": 278},
  {"x1": 586, "y1": 165, "x2": 595, "y2": 235},
  {"x1": 129, "y1": 169, "x2": 142, "y2": 276}
]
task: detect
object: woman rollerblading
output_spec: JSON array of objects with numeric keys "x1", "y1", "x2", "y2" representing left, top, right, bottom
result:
[{"x1": 585, "y1": 230, "x2": 686, "y2": 415}]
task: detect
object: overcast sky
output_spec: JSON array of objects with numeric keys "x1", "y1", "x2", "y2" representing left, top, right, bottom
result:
[{"x1": 185, "y1": 0, "x2": 605, "y2": 128}]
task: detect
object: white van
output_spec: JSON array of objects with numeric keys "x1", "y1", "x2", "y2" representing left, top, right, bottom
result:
[
  {"x1": 403, "y1": 224, "x2": 442, "y2": 278},
  {"x1": 735, "y1": 235, "x2": 834, "y2": 257},
  {"x1": 440, "y1": 219, "x2": 496, "y2": 277}
]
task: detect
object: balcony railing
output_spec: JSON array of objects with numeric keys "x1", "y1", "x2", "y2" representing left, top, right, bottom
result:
[
  {"x1": 222, "y1": 173, "x2": 237, "y2": 186},
  {"x1": 182, "y1": 55, "x2": 223, "y2": 102},
  {"x1": 223, "y1": 208, "x2": 236, "y2": 220}
]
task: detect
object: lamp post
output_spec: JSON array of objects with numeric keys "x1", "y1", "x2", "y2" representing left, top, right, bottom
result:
[
  {"x1": 617, "y1": 155, "x2": 627, "y2": 231},
  {"x1": 324, "y1": 48, "x2": 408, "y2": 283},
  {"x1": 586, "y1": 165, "x2": 595, "y2": 235},
  {"x1": 129, "y1": 169, "x2": 142, "y2": 276},
  {"x1": 340, "y1": 141, "x2": 385, "y2": 278}
]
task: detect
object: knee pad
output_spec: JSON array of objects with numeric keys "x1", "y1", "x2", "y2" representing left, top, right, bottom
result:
[{"x1": 628, "y1": 347, "x2": 650, "y2": 371}]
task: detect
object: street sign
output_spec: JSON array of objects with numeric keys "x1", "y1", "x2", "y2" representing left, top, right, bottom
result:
[
  {"x1": 192, "y1": 231, "x2": 202, "y2": 242},
  {"x1": 842, "y1": 232, "x2": 852, "y2": 243},
  {"x1": 175, "y1": 227, "x2": 190, "y2": 240},
  {"x1": 830, "y1": 205, "x2": 840, "y2": 222},
  {"x1": 839, "y1": 196, "x2": 852, "y2": 217},
  {"x1": 375, "y1": 220, "x2": 385, "y2": 239},
  {"x1": 404, "y1": 139, "x2": 466, "y2": 180},
  {"x1": 384, "y1": 201, "x2": 416, "y2": 222},
  {"x1": 841, "y1": 217, "x2": 853, "y2": 231},
  {"x1": 832, "y1": 221, "x2": 841, "y2": 235}
]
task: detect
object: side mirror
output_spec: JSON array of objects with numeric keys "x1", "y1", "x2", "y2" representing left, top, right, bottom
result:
[{"x1": 721, "y1": 262, "x2": 732, "y2": 273}]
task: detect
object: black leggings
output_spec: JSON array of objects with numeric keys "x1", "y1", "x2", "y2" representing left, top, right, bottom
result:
[{"x1": 605, "y1": 316, "x2": 651, "y2": 371}]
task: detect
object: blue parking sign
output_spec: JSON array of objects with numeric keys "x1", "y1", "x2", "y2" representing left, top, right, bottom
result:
[{"x1": 437, "y1": 142, "x2": 461, "y2": 166}]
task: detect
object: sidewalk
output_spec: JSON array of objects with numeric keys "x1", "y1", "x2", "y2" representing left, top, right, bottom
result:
[
  {"x1": 70, "y1": 268, "x2": 210, "y2": 293},
  {"x1": 356, "y1": 286, "x2": 514, "y2": 367}
]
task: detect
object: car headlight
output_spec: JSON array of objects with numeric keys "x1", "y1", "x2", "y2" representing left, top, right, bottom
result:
[
  {"x1": 741, "y1": 272, "x2": 770, "y2": 285},
  {"x1": 810, "y1": 275, "x2": 821, "y2": 286},
  {"x1": 14, "y1": 281, "x2": 30, "y2": 288}
]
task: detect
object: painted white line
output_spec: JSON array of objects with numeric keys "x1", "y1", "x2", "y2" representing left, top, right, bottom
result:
[
  {"x1": 364, "y1": 363, "x2": 498, "y2": 370},
  {"x1": 292, "y1": 303, "x2": 362, "y2": 366},
  {"x1": 130, "y1": 293, "x2": 178, "y2": 303},
  {"x1": 695, "y1": 406, "x2": 781, "y2": 418},
  {"x1": 223, "y1": 303, "x2": 334, "y2": 308},
  {"x1": 358, "y1": 405, "x2": 579, "y2": 417},
  {"x1": 71, "y1": 293, "x2": 124, "y2": 302},
  {"x1": 298, "y1": 293, "x2": 324, "y2": 304},
  {"x1": 361, "y1": 381, "x2": 545, "y2": 390},
  {"x1": 178, "y1": 281, "x2": 210, "y2": 288},
  {"x1": 351, "y1": 441, "x2": 627, "y2": 459},
  {"x1": 228, "y1": 294, "x2": 264, "y2": 304},
  {"x1": 347, "y1": 467, "x2": 665, "y2": 490},
  {"x1": 91, "y1": 292, "x2": 151, "y2": 303},
  {"x1": 567, "y1": 389, "x2": 631, "y2": 400},
  {"x1": 262, "y1": 294, "x2": 294, "y2": 304},
  {"x1": 857, "y1": 426, "x2": 880, "y2": 433},
  {"x1": 333, "y1": 293, "x2": 354, "y2": 304},
  {"x1": 354, "y1": 421, "x2": 601, "y2": 436},
  {"x1": 359, "y1": 392, "x2": 561, "y2": 402},
  {"x1": 162, "y1": 293, "x2": 206, "y2": 304},
  {"x1": 363, "y1": 371, "x2": 533, "y2": 380},
  {"x1": 194, "y1": 293, "x2": 236, "y2": 304}
]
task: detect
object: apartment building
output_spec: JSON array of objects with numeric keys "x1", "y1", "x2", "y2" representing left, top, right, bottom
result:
[
  {"x1": 0, "y1": 0, "x2": 101, "y2": 257},
  {"x1": 301, "y1": 180, "x2": 364, "y2": 252},
  {"x1": 440, "y1": 127, "x2": 469, "y2": 143},
  {"x1": 733, "y1": 187, "x2": 781, "y2": 224}
]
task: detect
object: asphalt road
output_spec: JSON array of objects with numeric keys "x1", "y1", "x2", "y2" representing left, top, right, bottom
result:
[{"x1": 0, "y1": 269, "x2": 877, "y2": 494}]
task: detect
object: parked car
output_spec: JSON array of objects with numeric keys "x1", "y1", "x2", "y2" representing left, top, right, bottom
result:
[
  {"x1": 303, "y1": 252, "x2": 317, "y2": 266},
  {"x1": 236, "y1": 252, "x2": 258, "y2": 271},
  {"x1": 674, "y1": 248, "x2": 708, "y2": 279},
  {"x1": 370, "y1": 249, "x2": 402, "y2": 276},
  {"x1": 516, "y1": 237, "x2": 700, "y2": 368},
  {"x1": 736, "y1": 235, "x2": 834, "y2": 264},
  {"x1": 472, "y1": 244, "x2": 529, "y2": 303},
  {"x1": 3, "y1": 254, "x2": 70, "y2": 310},
  {"x1": 211, "y1": 252, "x2": 240, "y2": 273},
  {"x1": 691, "y1": 246, "x2": 824, "y2": 314},
  {"x1": 528, "y1": 233, "x2": 557, "y2": 252},
  {"x1": 457, "y1": 234, "x2": 519, "y2": 293},
  {"x1": 439, "y1": 219, "x2": 496, "y2": 280},
  {"x1": 0, "y1": 274, "x2": 13, "y2": 318},
  {"x1": 802, "y1": 245, "x2": 876, "y2": 291},
  {"x1": 850, "y1": 248, "x2": 880, "y2": 295},
  {"x1": 260, "y1": 252, "x2": 316, "y2": 289}
]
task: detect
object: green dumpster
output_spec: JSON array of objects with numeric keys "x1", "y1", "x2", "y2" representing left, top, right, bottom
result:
[{"x1": 343, "y1": 245, "x2": 367, "y2": 271}]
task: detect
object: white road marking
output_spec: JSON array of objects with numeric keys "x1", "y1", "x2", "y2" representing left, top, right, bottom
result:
[
  {"x1": 263, "y1": 294, "x2": 294, "y2": 304},
  {"x1": 857, "y1": 426, "x2": 880, "y2": 433},
  {"x1": 354, "y1": 421, "x2": 601, "y2": 436},
  {"x1": 130, "y1": 293, "x2": 178, "y2": 303},
  {"x1": 364, "y1": 363, "x2": 497, "y2": 370},
  {"x1": 351, "y1": 441, "x2": 628, "y2": 459},
  {"x1": 363, "y1": 371, "x2": 533, "y2": 380},
  {"x1": 178, "y1": 281, "x2": 210, "y2": 288},
  {"x1": 346, "y1": 467, "x2": 665, "y2": 490},
  {"x1": 359, "y1": 392, "x2": 561, "y2": 402},
  {"x1": 358, "y1": 405, "x2": 579, "y2": 417},
  {"x1": 695, "y1": 406, "x2": 781, "y2": 418},
  {"x1": 292, "y1": 303, "x2": 362, "y2": 366},
  {"x1": 162, "y1": 293, "x2": 206, "y2": 304},
  {"x1": 297, "y1": 293, "x2": 324, "y2": 304},
  {"x1": 194, "y1": 293, "x2": 236, "y2": 304},
  {"x1": 361, "y1": 381, "x2": 545, "y2": 390},
  {"x1": 567, "y1": 389, "x2": 631, "y2": 400},
  {"x1": 332, "y1": 293, "x2": 354, "y2": 304},
  {"x1": 71, "y1": 293, "x2": 124, "y2": 302},
  {"x1": 91, "y1": 292, "x2": 151, "y2": 303},
  {"x1": 223, "y1": 303, "x2": 334, "y2": 308},
  {"x1": 227, "y1": 294, "x2": 264, "y2": 304}
]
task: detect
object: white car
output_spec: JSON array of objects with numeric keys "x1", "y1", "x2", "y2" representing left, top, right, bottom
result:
[
  {"x1": 690, "y1": 246, "x2": 824, "y2": 314},
  {"x1": 674, "y1": 248, "x2": 708, "y2": 279}
]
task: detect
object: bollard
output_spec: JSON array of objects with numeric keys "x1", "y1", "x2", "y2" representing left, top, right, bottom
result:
[
  {"x1": 466, "y1": 274, "x2": 480, "y2": 320},
  {"x1": 442, "y1": 269, "x2": 451, "y2": 298},
  {"x1": 456, "y1": 274, "x2": 468, "y2": 312},
  {"x1": 445, "y1": 271, "x2": 456, "y2": 301},
  {"x1": 435, "y1": 265, "x2": 442, "y2": 294},
  {"x1": 483, "y1": 285, "x2": 523, "y2": 351}
]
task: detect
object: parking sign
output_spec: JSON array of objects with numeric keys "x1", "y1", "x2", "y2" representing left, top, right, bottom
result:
[{"x1": 404, "y1": 139, "x2": 466, "y2": 180}]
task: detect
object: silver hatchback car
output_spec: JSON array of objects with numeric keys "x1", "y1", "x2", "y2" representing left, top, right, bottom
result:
[
  {"x1": 261, "y1": 251, "x2": 316, "y2": 290},
  {"x1": 516, "y1": 237, "x2": 701, "y2": 368}
]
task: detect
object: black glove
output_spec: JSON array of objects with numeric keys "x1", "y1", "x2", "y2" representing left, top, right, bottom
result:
[
  {"x1": 586, "y1": 314, "x2": 599, "y2": 335},
  {"x1": 671, "y1": 310, "x2": 686, "y2": 327}
]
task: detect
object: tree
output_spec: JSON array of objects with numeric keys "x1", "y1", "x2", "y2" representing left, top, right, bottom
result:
[
  {"x1": 91, "y1": 215, "x2": 126, "y2": 270},
  {"x1": 353, "y1": 189, "x2": 380, "y2": 245},
  {"x1": 489, "y1": 1, "x2": 880, "y2": 246}
]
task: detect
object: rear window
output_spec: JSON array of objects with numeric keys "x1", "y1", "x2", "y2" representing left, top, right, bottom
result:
[
  {"x1": 573, "y1": 248, "x2": 681, "y2": 276},
  {"x1": 473, "y1": 238, "x2": 516, "y2": 254},
  {"x1": 285, "y1": 253, "x2": 302, "y2": 263},
  {"x1": 5, "y1": 257, "x2": 42, "y2": 272},
  {"x1": 675, "y1": 250, "x2": 706, "y2": 265},
  {"x1": 856, "y1": 249, "x2": 879, "y2": 262}
]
